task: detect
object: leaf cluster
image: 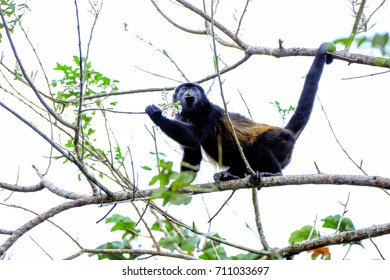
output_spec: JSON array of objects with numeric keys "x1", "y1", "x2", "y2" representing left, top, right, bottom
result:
[
  {"x1": 145, "y1": 157, "x2": 195, "y2": 206},
  {"x1": 289, "y1": 214, "x2": 360, "y2": 260},
  {"x1": 334, "y1": 32, "x2": 390, "y2": 56},
  {"x1": 0, "y1": 1, "x2": 29, "y2": 41}
]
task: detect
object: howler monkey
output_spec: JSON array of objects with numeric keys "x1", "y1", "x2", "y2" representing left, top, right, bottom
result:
[{"x1": 145, "y1": 43, "x2": 334, "y2": 181}]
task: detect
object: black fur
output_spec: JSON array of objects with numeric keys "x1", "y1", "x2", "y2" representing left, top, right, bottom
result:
[{"x1": 145, "y1": 43, "x2": 333, "y2": 181}]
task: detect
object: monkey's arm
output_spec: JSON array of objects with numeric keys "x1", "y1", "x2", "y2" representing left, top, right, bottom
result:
[{"x1": 145, "y1": 105, "x2": 206, "y2": 148}]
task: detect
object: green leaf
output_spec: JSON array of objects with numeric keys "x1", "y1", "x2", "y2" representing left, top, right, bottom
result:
[
  {"x1": 356, "y1": 36, "x2": 369, "y2": 48},
  {"x1": 90, "y1": 241, "x2": 140, "y2": 260},
  {"x1": 148, "y1": 159, "x2": 182, "y2": 188},
  {"x1": 106, "y1": 214, "x2": 140, "y2": 241},
  {"x1": 199, "y1": 242, "x2": 228, "y2": 260},
  {"x1": 170, "y1": 171, "x2": 195, "y2": 191},
  {"x1": 151, "y1": 187, "x2": 192, "y2": 206},
  {"x1": 141, "y1": 165, "x2": 152, "y2": 171},
  {"x1": 114, "y1": 145, "x2": 124, "y2": 161},
  {"x1": 180, "y1": 235, "x2": 200, "y2": 254},
  {"x1": 151, "y1": 220, "x2": 172, "y2": 232},
  {"x1": 149, "y1": 174, "x2": 160, "y2": 186},
  {"x1": 158, "y1": 236, "x2": 180, "y2": 252},
  {"x1": 322, "y1": 215, "x2": 356, "y2": 232},
  {"x1": 289, "y1": 225, "x2": 318, "y2": 244},
  {"x1": 231, "y1": 252, "x2": 262, "y2": 260},
  {"x1": 65, "y1": 139, "x2": 74, "y2": 148},
  {"x1": 371, "y1": 33, "x2": 389, "y2": 55},
  {"x1": 333, "y1": 37, "x2": 351, "y2": 47}
]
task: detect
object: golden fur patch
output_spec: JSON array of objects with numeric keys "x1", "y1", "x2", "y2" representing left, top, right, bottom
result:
[{"x1": 221, "y1": 117, "x2": 276, "y2": 145}]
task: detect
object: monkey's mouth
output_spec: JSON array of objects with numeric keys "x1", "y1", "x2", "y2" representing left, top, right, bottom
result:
[{"x1": 184, "y1": 92, "x2": 195, "y2": 105}]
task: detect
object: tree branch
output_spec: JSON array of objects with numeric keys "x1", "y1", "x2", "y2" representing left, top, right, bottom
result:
[
  {"x1": 2, "y1": 173, "x2": 390, "y2": 258},
  {"x1": 0, "y1": 6, "x2": 77, "y2": 130},
  {"x1": 175, "y1": 0, "x2": 248, "y2": 49},
  {"x1": 2, "y1": 173, "x2": 390, "y2": 202},
  {"x1": 278, "y1": 222, "x2": 390, "y2": 258},
  {"x1": 66, "y1": 248, "x2": 199, "y2": 260}
]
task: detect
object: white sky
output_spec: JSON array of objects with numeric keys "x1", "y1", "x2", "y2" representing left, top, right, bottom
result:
[{"x1": 0, "y1": 0, "x2": 390, "y2": 260}]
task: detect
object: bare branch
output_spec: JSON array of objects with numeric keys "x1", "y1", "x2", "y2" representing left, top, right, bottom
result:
[
  {"x1": 0, "y1": 100, "x2": 113, "y2": 196},
  {"x1": 235, "y1": 0, "x2": 251, "y2": 36},
  {"x1": 0, "y1": 6, "x2": 76, "y2": 130},
  {"x1": 2, "y1": 173, "x2": 390, "y2": 258},
  {"x1": 149, "y1": 0, "x2": 206, "y2": 35},
  {"x1": 369, "y1": 236, "x2": 386, "y2": 260},
  {"x1": 0, "y1": 181, "x2": 44, "y2": 192},
  {"x1": 252, "y1": 188, "x2": 271, "y2": 251},
  {"x1": 176, "y1": 0, "x2": 248, "y2": 49},
  {"x1": 2, "y1": 173, "x2": 390, "y2": 202},
  {"x1": 345, "y1": 0, "x2": 367, "y2": 51},
  {"x1": 0, "y1": 229, "x2": 13, "y2": 235},
  {"x1": 66, "y1": 248, "x2": 199, "y2": 260},
  {"x1": 318, "y1": 97, "x2": 368, "y2": 175}
]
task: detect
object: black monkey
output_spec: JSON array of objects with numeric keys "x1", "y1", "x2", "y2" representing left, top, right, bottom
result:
[{"x1": 145, "y1": 43, "x2": 333, "y2": 181}]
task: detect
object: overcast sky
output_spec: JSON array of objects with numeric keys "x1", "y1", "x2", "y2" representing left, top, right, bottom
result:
[{"x1": 0, "y1": 0, "x2": 390, "y2": 260}]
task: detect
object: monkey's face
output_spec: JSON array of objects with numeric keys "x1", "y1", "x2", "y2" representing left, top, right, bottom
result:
[{"x1": 174, "y1": 83, "x2": 204, "y2": 110}]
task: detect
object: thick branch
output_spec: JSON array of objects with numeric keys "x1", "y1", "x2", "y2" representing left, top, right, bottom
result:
[
  {"x1": 0, "y1": 181, "x2": 44, "y2": 192},
  {"x1": 66, "y1": 248, "x2": 198, "y2": 260},
  {"x1": 2, "y1": 174, "x2": 390, "y2": 201},
  {"x1": 0, "y1": 229, "x2": 13, "y2": 235},
  {"x1": 278, "y1": 222, "x2": 390, "y2": 258},
  {"x1": 1, "y1": 173, "x2": 390, "y2": 258},
  {"x1": 247, "y1": 46, "x2": 390, "y2": 68}
]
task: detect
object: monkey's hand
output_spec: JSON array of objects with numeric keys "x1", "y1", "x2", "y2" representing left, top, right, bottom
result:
[{"x1": 145, "y1": 105, "x2": 163, "y2": 122}]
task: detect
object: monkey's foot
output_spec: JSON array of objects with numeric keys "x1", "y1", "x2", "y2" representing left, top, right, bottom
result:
[
  {"x1": 249, "y1": 171, "x2": 282, "y2": 189},
  {"x1": 213, "y1": 171, "x2": 241, "y2": 182}
]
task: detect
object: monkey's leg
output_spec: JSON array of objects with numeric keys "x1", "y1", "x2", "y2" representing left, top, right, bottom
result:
[{"x1": 250, "y1": 171, "x2": 282, "y2": 190}]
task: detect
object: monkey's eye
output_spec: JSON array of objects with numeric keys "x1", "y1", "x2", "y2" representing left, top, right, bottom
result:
[{"x1": 180, "y1": 87, "x2": 187, "y2": 93}]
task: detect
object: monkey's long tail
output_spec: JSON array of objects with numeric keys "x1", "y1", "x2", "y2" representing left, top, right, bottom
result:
[{"x1": 285, "y1": 43, "x2": 333, "y2": 140}]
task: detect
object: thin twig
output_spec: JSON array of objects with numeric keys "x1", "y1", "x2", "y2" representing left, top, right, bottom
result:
[
  {"x1": 317, "y1": 96, "x2": 368, "y2": 175},
  {"x1": 133, "y1": 33, "x2": 190, "y2": 82},
  {"x1": 235, "y1": 0, "x2": 250, "y2": 36},
  {"x1": 95, "y1": 204, "x2": 117, "y2": 224},
  {"x1": 365, "y1": 0, "x2": 387, "y2": 25},
  {"x1": 132, "y1": 202, "x2": 160, "y2": 251},
  {"x1": 369, "y1": 236, "x2": 386, "y2": 260},
  {"x1": 176, "y1": 0, "x2": 248, "y2": 49},
  {"x1": 150, "y1": 0, "x2": 206, "y2": 35},
  {"x1": 208, "y1": 190, "x2": 235, "y2": 223},
  {"x1": 0, "y1": 6, "x2": 76, "y2": 130},
  {"x1": 209, "y1": 0, "x2": 269, "y2": 250},
  {"x1": 308, "y1": 215, "x2": 318, "y2": 240},
  {"x1": 73, "y1": 0, "x2": 85, "y2": 158},
  {"x1": 345, "y1": 0, "x2": 367, "y2": 51},
  {"x1": 0, "y1": 101, "x2": 113, "y2": 196},
  {"x1": 336, "y1": 192, "x2": 350, "y2": 233},
  {"x1": 252, "y1": 188, "x2": 270, "y2": 250},
  {"x1": 29, "y1": 236, "x2": 54, "y2": 260}
]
